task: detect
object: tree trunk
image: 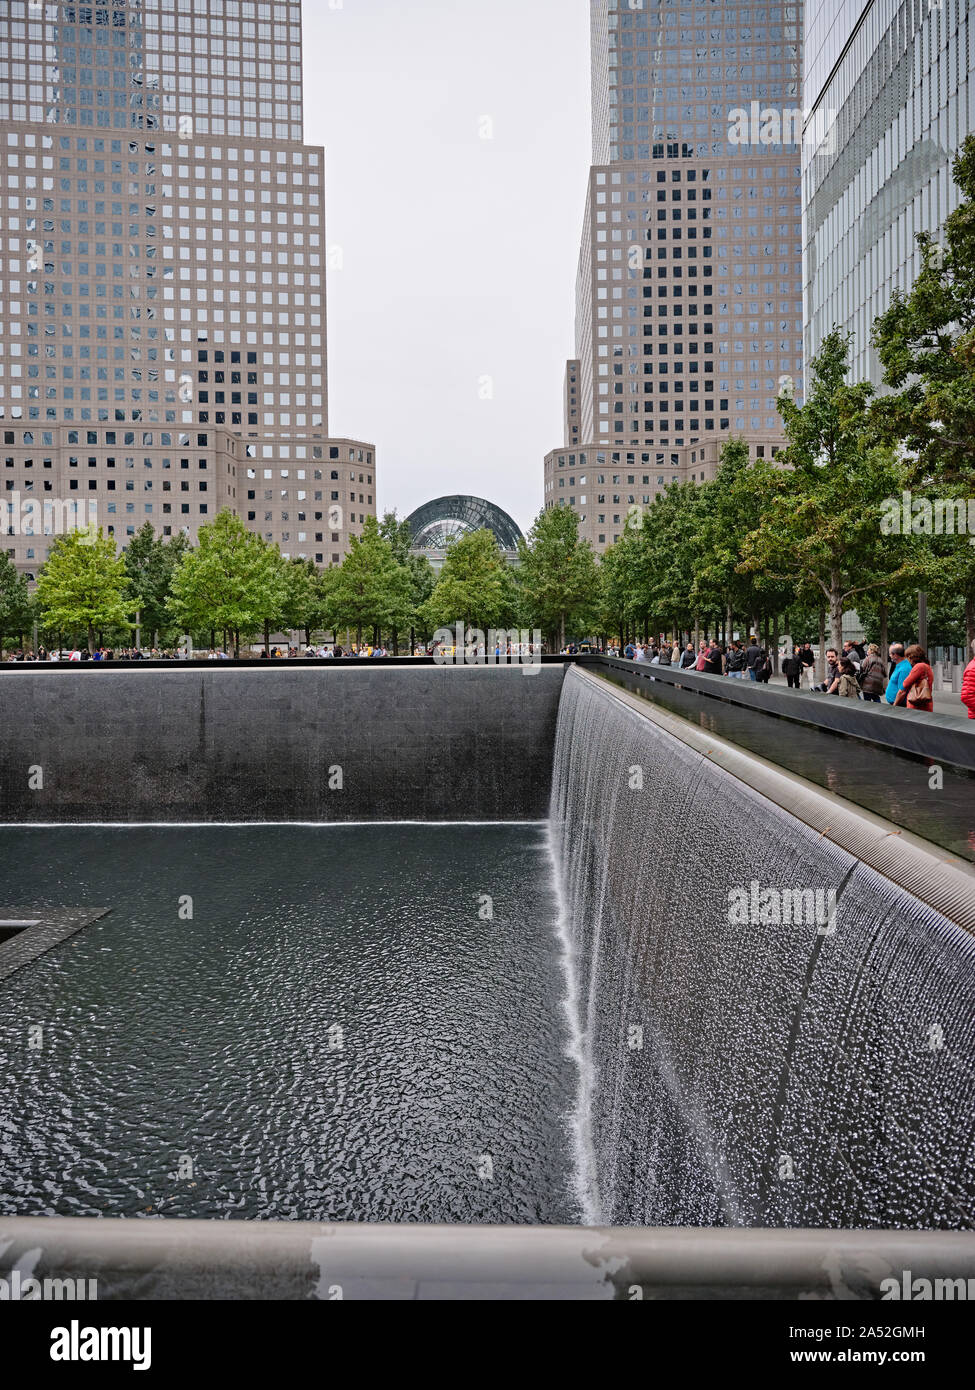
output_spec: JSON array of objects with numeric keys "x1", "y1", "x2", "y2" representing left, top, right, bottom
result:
[
  {"x1": 966, "y1": 596, "x2": 975, "y2": 651},
  {"x1": 880, "y1": 601, "x2": 889, "y2": 667},
  {"x1": 829, "y1": 571, "x2": 844, "y2": 653},
  {"x1": 234, "y1": 629, "x2": 240, "y2": 659},
  {"x1": 560, "y1": 612, "x2": 566, "y2": 650},
  {"x1": 264, "y1": 620, "x2": 270, "y2": 657},
  {"x1": 818, "y1": 608, "x2": 827, "y2": 682},
  {"x1": 771, "y1": 613, "x2": 780, "y2": 674},
  {"x1": 693, "y1": 614, "x2": 700, "y2": 651},
  {"x1": 87, "y1": 622, "x2": 95, "y2": 655},
  {"x1": 356, "y1": 625, "x2": 363, "y2": 649}
]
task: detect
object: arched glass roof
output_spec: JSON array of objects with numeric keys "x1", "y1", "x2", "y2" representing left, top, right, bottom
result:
[{"x1": 406, "y1": 496, "x2": 523, "y2": 552}]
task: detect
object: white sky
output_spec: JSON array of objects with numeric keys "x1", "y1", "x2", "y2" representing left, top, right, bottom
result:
[{"x1": 301, "y1": 0, "x2": 592, "y2": 535}]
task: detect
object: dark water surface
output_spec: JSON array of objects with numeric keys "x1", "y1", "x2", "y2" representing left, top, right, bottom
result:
[
  {"x1": 0, "y1": 826, "x2": 580, "y2": 1224},
  {"x1": 595, "y1": 668, "x2": 975, "y2": 863}
]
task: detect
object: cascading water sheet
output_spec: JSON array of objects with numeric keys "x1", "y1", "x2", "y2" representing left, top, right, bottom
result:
[{"x1": 551, "y1": 668, "x2": 975, "y2": 1230}]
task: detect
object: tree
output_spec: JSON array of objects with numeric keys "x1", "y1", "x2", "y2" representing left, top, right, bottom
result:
[
  {"x1": 421, "y1": 529, "x2": 519, "y2": 635},
  {"x1": 123, "y1": 523, "x2": 190, "y2": 647},
  {"x1": 872, "y1": 135, "x2": 975, "y2": 488},
  {"x1": 627, "y1": 481, "x2": 704, "y2": 642},
  {"x1": 36, "y1": 529, "x2": 134, "y2": 654},
  {"x1": 872, "y1": 135, "x2": 975, "y2": 642},
  {"x1": 280, "y1": 558, "x2": 327, "y2": 647},
  {"x1": 378, "y1": 511, "x2": 414, "y2": 566},
  {"x1": 406, "y1": 553, "x2": 436, "y2": 650},
  {"x1": 328, "y1": 516, "x2": 412, "y2": 649},
  {"x1": 378, "y1": 510, "x2": 424, "y2": 653},
  {"x1": 518, "y1": 505, "x2": 600, "y2": 649},
  {"x1": 740, "y1": 330, "x2": 917, "y2": 652},
  {"x1": 0, "y1": 553, "x2": 36, "y2": 657},
  {"x1": 691, "y1": 440, "x2": 796, "y2": 646},
  {"x1": 167, "y1": 510, "x2": 287, "y2": 658}
]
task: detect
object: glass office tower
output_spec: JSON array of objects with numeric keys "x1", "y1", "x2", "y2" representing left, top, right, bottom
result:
[
  {"x1": 545, "y1": 0, "x2": 805, "y2": 554},
  {"x1": 0, "y1": 0, "x2": 374, "y2": 577},
  {"x1": 803, "y1": 0, "x2": 975, "y2": 386}
]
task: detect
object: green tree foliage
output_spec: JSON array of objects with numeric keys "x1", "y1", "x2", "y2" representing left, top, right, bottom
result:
[
  {"x1": 421, "y1": 529, "x2": 519, "y2": 635},
  {"x1": 167, "y1": 510, "x2": 287, "y2": 657},
  {"x1": 406, "y1": 554, "x2": 437, "y2": 647},
  {"x1": 280, "y1": 558, "x2": 327, "y2": 645},
  {"x1": 872, "y1": 135, "x2": 975, "y2": 488},
  {"x1": 740, "y1": 330, "x2": 916, "y2": 651},
  {"x1": 517, "y1": 505, "x2": 600, "y2": 648},
  {"x1": 378, "y1": 511, "x2": 414, "y2": 566},
  {"x1": 36, "y1": 529, "x2": 134, "y2": 654},
  {"x1": 123, "y1": 522, "x2": 191, "y2": 646},
  {"x1": 328, "y1": 516, "x2": 412, "y2": 648},
  {"x1": 872, "y1": 135, "x2": 975, "y2": 641},
  {"x1": 0, "y1": 552, "x2": 36, "y2": 655},
  {"x1": 692, "y1": 439, "x2": 796, "y2": 635}
]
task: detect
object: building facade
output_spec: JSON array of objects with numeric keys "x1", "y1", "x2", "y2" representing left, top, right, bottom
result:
[
  {"x1": 804, "y1": 0, "x2": 974, "y2": 386},
  {"x1": 544, "y1": 0, "x2": 804, "y2": 553},
  {"x1": 0, "y1": 0, "x2": 374, "y2": 578}
]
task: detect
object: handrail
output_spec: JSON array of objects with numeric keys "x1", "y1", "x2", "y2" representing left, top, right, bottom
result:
[{"x1": 2, "y1": 1218, "x2": 974, "y2": 1300}]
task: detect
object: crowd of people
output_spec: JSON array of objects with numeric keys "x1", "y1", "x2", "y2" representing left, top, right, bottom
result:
[
  {"x1": 1, "y1": 647, "x2": 184, "y2": 662},
  {"x1": 618, "y1": 635, "x2": 975, "y2": 719}
]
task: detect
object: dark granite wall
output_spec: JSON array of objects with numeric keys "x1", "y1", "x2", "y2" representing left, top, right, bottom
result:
[{"x1": 0, "y1": 667, "x2": 567, "y2": 822}]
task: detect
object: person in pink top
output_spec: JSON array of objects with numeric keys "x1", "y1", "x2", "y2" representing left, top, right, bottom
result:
[
  {"x1": 894, "y1": 645, "x2": 935, "y2": 713},
  {"x1": 962, "y1": 640, "x2": 975, "y2": 720}
]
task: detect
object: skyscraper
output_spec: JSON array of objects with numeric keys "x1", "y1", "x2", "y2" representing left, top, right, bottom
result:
[
  {"x1": 804, "y1": 0, "x2": 974, "y2": 386},
  {"x1": 544, "y1": 0, "x2": 804, "y2": 554},
  {"x1": 0, "y1": 0, "x2": 375, "y2": 579}
]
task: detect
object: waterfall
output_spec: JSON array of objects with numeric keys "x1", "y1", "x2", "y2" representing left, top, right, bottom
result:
[{"x1": 550, "y1": 668, "x2": 975, "y2": 1230}]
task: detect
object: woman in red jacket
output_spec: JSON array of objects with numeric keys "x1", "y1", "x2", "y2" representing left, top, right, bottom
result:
[
  {"x1": 895, "y1": 645, "x2": 935, "y2": 713},
  {"x1": 962, "y1": 641, "x2": 975, "y2": 720}
]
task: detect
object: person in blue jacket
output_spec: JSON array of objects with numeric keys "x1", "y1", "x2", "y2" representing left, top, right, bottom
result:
[{"x1": 885, "y1": 643, "x2": 912, "y2": 705}]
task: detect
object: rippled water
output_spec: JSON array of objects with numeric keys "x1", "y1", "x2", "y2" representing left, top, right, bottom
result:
[{"x1": 0, "y1": 826, "x2": 580, "y2": 1223}]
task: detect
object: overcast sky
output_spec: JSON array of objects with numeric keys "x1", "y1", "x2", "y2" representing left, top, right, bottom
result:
[{"x1": 302, "y1": 0, "x2": 592, "y2": 535}]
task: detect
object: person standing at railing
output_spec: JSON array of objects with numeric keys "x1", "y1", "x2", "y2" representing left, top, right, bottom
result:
[
  {"x1": 744, "y1": 636, "x2": 765, "y2": 681},
  {"x1": 885, "y1": 644, "x2": 911, "y2": 705},
  {"x1": 894, "y1": 646, "x2": 935, "y2": 713},
  {"x1": 961, "y1": 640, "x2": 975, "y2": 720},
  {"x1": 859, "y1": 644, "x2": 887, "y2": 704},
  {"x1": 782, "y1": 645, "x2": 803, "y2": 689},
  {"x1": 726, "y1": 641, "x2": 747, "y2": 678}
]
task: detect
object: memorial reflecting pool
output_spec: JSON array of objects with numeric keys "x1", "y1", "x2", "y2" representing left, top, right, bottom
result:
[{"x1": 0, "y1": 825, "x2": 580, "y2": 1225}]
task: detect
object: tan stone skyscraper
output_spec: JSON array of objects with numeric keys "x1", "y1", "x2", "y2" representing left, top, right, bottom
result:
[
  {"x1": 0, "y1": 0, "x2": 375, "y2": 577},
  {"x1": 544, "y1": 0, "x2": 804, "y2": 553}
]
